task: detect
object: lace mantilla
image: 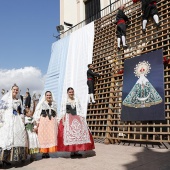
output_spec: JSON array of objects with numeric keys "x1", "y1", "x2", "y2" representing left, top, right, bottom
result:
[
  {"x1": 34, "y1": 100, "x2": 57, "y2": 122},
  {"x1": 67, "y1": 99, "x2": 76, "y2": 109},
  {"x1": 60, "y1": 97, "x2": 85, "y2": 121}
]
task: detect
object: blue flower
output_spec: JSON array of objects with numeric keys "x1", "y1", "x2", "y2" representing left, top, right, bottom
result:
[{"x1": 13, "y1": 110, "x2": 18, "y2": 115}]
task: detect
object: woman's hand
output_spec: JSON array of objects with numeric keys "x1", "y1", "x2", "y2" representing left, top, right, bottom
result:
[{"x1": 33, "y1": 125, "x2": 38, "y2": 133}]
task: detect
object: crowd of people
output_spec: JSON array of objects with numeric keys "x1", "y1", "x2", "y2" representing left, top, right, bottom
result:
[{"x1": 0, "y1": 84, "x2": 95, "y2": 167}]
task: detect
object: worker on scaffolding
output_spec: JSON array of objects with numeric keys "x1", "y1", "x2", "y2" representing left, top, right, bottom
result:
[
  {"x1": 115, "y1": 5, "x2": 129, "y2": 51},
  {"x1": 141, "y1": 0, "x2": 160, "y2": 34},
  {"x1": 87, "y1": 64, "x2": 101, "y2": 104}
]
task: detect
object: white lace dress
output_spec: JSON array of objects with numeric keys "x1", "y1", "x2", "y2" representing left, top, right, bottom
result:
[
  {"x1": 57, "y1": 98, "x2": 95, "y2": 152},
  {"x1": 0, "y1": 99, "x2": 28, "y2": 161},
  {"x1": 25, "y1": 116, "x2": 39, "y2": 154}
]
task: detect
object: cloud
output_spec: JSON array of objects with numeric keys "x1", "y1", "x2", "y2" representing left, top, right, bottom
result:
[{"x1": 0, "y1": 67, "x2": 45, "y2": 98}]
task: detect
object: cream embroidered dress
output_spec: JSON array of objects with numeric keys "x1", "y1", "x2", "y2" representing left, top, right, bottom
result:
[
  {"x1": 0, "y1": 91, "x2": 28, "y2": 161},
  {"x1": 34, "y1": 95, "x2": 58, "y2": 153}
]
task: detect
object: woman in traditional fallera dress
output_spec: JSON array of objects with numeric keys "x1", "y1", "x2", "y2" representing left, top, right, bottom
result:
[
  {"x1": 58, "y1": 87, "x2": 95, "y2": 157},
  {"x1": 34, "y1": 91, "x2": 58, "y2": 158},
  {"x1": 0, "y1": 84, "x2": 28, "y2": 166}
]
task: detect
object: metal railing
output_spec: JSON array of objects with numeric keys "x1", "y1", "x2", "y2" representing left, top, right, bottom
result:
[{"x1": 55, "y1": 0, "x2": 125, "y2": 39}]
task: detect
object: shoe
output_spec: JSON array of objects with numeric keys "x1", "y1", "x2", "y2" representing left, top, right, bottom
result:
[
  {"x1": 70, "y1": 152, "x2": 75, "y2": 157},
  {"x1": 42, "y1": 153, "x2": 46, "y2": 159},
  {"x1": 30, "y1": 157, "x2": 35, "y2": 162},
  {"x1": 123, "y1": 45, "x2": 128, "y2": 50},
  {"x1": 30, "y1": 155, "x2": 36, "y2": 162},
  {"x1": 45, "y1": 153, "x2": 50, "y2": 158},
  {"x1": 74, "y1": 153, "x2": 82, "y2": 157},
  {"x1": 117, "y1": 47, "x2": 120, "y2": 51},
  {"x1": 70, "y1": 152, "x2": 82, "y2": 158},
  {"x1": 21, "y1": 160, "x2": 26, "y2": 163},
  {"x1": 2, "y1": 160, "x2": 11, "y2": 166},
  {"x1": 92, "y1": 101, "x2": 96, "y2": 104},
  {"x1": 142, "y1": 29, "x2": 146, "y2": 34}
]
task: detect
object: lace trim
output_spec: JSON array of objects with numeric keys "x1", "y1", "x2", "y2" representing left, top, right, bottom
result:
[
  {"x1": 41, "y1": 101, "x2": 57, "y2": 112},
  {"x1": 64, "y1": 114, "x2": 90, "y2": 145},
  {"x1": 67, "y1": 99, "x2": 76, "y2": 109},
  {"x1": 59, "y1": 97, "x2": 86, "y2": 121}
]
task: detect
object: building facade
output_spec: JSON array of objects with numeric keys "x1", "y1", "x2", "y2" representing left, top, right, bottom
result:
[{"x1": 60, "y1": 0, "x2": 130, "y2": 32}]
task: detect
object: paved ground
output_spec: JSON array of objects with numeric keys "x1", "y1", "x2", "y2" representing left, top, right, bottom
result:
[{"x1": 1, "y1": 143, "x2": 170, "y2": 170}]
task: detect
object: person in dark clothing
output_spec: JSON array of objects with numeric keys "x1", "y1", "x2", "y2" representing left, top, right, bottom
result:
[
  {"x1": 87, "y1": 64, "x2": 101, "y2": 104},
  {"x1": 24, "y1": 92, "x2": 31, "y2": 108},
  {"x1": 20, "y1": 95, "x2": 23, "y2": 105},
  {"x1": 115, "y1": 5, "x2": 129, "y2": 51},
  {"x1": 141, "y1": 0, "x2": 160, "y2": 33}
]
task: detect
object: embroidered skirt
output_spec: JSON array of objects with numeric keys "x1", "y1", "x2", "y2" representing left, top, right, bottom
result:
[
  {"x1": 38, "y1": 116, "x2": 58, "y2": 153},
  {"x1": 0, "y1": 147, "x2": 27, "y2": 161},
  {"x1": 58, "y1": 113, "x2": 95, "y2": 152}
]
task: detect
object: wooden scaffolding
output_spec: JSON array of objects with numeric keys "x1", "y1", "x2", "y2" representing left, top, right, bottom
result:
[{"x1": 87, "y1": 0, "x2": 170, "y2": 144}]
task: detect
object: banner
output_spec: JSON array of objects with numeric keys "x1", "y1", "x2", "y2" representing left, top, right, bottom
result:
[{"x1": 121, "y1": 49, "x2": 165, "y2": 121}]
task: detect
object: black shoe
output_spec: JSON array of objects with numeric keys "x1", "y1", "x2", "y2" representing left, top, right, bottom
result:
[
  {"x1": 30, "y1": 156, "x2": 36, "y2": 162},
  {"x1": 117, "y1": 47, "x2": 120, "y2": 51},
  {"x1": 71, "y1": 152, "x2": 82, "y2": 158},
  {"x1": 42, "y1": 153, "x2": 46, "y2": 159},
  {"x1": 21, "y1": 160, "x2": 26, "y2": 163},
  {"x1": 70, "y1": 152, "x2": 75, "y2": 157},
  {"x1": 45, "y1": 153, "x2": 50, "y2": 158},
  {"x1": 123, "y1": 45, "x2": 128, "y2": 50},
  {"x1": 142, "y1": 29, "x2": 146, "y2": 34},
  {"x1": 2, "y1": 160, "x2": 11, "y2": 166},
  {"x1": 74, "y1": 153, "x2": 82, "y2": 157}
]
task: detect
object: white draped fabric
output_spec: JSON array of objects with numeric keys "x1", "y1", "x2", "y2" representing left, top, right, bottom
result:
[
  {"x1": 60, "y1": 22, "x2": 94, "y2": 118},
  {"x1": 44, "y1": 22, "x2": 94, "y2": 119},
  {"x1": 44, "y1": 35, "x2": 70, "y2": 114}
]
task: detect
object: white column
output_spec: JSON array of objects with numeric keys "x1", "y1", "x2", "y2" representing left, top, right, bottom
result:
[
  {"x1": 60, "y1": 0, "x2": 64, "y2": 25},
  {"x1": 77, "y1": 0, "x2": 80, "y2": 23}
]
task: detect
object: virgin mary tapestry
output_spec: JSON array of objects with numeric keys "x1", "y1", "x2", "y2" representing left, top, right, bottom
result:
[{"x1": 121, "y1": 49, "x2": 165, "y2": 121}]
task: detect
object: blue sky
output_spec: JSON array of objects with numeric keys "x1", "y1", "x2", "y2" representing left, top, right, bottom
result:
[
  {"x1": 0, "y1": 0, "x2": 59, "y2": 75},
  {"x1": 0, "y1": 0, "x2": 60, "y2": 95}
]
